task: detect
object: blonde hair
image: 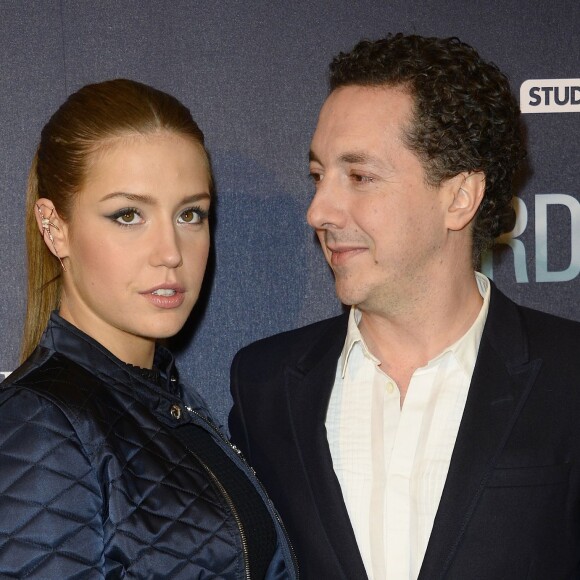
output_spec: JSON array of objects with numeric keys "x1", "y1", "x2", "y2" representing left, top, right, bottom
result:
[{"x1": 21, "y1": 79, "x2": 211, "y2": 361}]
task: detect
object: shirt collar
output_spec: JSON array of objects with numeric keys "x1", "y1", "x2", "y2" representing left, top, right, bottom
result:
[{"x1": 339, "y1": 272, "x2": 491, "y2": 378}]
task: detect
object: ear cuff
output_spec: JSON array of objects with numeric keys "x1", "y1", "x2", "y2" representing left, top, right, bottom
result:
[{"x1": 36, "y1": 204, "x2": 66, "y2": 271}]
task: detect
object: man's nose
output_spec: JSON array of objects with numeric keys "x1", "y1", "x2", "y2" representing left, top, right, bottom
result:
[{"x1": 306, "y1": 176, "x2": 346, "y2": 230}]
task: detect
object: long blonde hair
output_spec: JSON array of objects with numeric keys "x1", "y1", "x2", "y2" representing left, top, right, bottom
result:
[{"x1": 21, "y1": 79, "x2": 211, "y2": 361}]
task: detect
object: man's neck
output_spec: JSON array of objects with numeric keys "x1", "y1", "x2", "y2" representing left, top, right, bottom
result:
[{"x1": 357, "y1": 272, "x2": 484, "y2": 402}]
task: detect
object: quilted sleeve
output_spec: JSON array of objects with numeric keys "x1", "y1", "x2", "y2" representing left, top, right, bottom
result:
[{"x1": 0, "y1": 387, "x2": 105, "y2": 578}]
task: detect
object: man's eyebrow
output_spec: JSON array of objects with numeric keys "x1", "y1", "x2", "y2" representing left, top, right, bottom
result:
[
  {"x1": 99, "y1": 192, "x2": 210, "y2": 204},
  {"x1": 338, "y1": 151, "x2": 380, "y2": 165},
  {"x1": 308, "y1": 150, "x2": 384, "y2": 166}
]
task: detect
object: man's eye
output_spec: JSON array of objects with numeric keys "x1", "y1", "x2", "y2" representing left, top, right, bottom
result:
[
  {"x1": 309, "y1": 172, "x2": 323, "y2": 183},
  {"x1": 352, "y1": 174, "x2": 373, "y2": 183}
]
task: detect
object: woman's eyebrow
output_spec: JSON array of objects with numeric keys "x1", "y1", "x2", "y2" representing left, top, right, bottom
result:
[
  {"x1": 99, "y1": 192, "x2": 210, "y2": 204},
  {"x1": 99, "y1": 192, "x2": 156, "y2": 204}
]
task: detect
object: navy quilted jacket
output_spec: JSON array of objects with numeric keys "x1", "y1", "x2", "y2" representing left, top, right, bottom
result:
[{"x1": 0, "y1": 313, "x2": 297, "y2": 579}]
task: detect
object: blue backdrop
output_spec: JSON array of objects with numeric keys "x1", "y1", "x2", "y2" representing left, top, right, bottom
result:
[{"x1": 1, "y1": 1, "x2": 578, "y2": 426}]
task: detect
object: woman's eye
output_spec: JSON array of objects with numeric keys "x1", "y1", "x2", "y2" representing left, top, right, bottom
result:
[
  {"x1": 110, "y1": 208, "x2": 142, "y2": 225},
  {"x1": 309, "y1": 172, "x2": 322, "y2": 184},
  {"x1": 180, "y1": 210, "x2": 198, "y2": 224},
  {"x1": 178, "y1": 207, "x2": 207, "y2": 224}
]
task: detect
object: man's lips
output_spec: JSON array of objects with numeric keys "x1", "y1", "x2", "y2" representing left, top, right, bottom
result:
[{"x1": 326, "y1": 245, "x2": 367, "y2": 266}]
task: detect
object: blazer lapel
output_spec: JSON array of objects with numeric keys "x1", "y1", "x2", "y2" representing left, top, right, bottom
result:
[
  {"x1": 284, "y1": 313, "x2": 368, "y2": 579},
  {"x1": 419, "y1": 286, "x2": 543, "y2": 579}
]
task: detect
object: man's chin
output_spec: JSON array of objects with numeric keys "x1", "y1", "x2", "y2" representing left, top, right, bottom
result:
[{"x1": 334, "y1": 285, "x2": 363, "y2": 308}]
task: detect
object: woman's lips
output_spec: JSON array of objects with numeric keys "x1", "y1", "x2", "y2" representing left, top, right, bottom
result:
[{"x1": 140, "y1": 286, "x2": 185, "y2": 309}]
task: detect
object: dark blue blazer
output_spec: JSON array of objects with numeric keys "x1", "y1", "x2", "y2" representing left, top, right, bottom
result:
[{"x1": 229, "y1": 284, "x2": 580, "y2": 579}]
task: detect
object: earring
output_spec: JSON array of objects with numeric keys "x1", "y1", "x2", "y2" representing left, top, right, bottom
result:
[{"x1": 36, "y1": 204, "x2": 66, "y2": 271}]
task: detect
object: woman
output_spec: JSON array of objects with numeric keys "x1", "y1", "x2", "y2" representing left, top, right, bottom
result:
[{"x1": 0, "y1": 79, "x2": 297, "y2": 579}]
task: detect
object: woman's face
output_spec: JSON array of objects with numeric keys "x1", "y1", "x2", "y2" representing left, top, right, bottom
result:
[{"x1": 54, "y1": 131, "x2": 211, "y2": 365}]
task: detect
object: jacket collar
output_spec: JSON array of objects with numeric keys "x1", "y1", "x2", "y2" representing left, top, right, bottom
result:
[
  {"x1": 284, "y1": 311, "x2": 368, "y2": 579},
  {"x1": 418, "y1": 282, "x2": 542, "y2": 579},
  {"x1": 40, "y1": 311, "x2": 181, "y2": 397},
  {"x1": 292, "y1": 312, "x2": 349, "y2": 376}
]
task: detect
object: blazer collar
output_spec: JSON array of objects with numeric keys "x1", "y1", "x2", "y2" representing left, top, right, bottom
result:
[
  {"x1": 419, "y1": 284, "x2": 543, "y2": 579},
  {"x1": 285, "y1": 312, "x2": 368, "y2": 579},
  {"x1": 293, "y1": 312, "x2": 350, "y2": 375}
]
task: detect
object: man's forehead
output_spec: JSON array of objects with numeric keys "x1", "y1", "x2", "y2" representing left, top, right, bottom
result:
[
  {"x1": 315, "y1": 85, "x2": 412, "y2": 135},
  {"x1": 322, "y1": 84, "x2": 412, "y2": 112},
  {"x1": 310, "y1": 86, "x2": 412, "y2": 165}
]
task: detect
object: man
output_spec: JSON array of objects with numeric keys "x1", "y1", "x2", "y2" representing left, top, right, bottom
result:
[{"x1": 229, "y1": 34, "x2": 580, "y2": 579}]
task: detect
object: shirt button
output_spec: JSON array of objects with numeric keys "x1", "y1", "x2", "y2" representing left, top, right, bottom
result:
[{"x1": 386, "y1": 381, "x2": 395, "y2": 394}]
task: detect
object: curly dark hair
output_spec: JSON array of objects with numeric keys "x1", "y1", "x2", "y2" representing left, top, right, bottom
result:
[{"x1": 329, "y1": 34, "x2": 526, "y2": 265}]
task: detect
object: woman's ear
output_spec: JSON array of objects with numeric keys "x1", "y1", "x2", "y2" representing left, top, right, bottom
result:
[
  {"x1": 445, "y1": 171, "x2": 486, "y2": 231},
  {"x1": 34, "y1": 198, "x2": 68, "y2": 269}
]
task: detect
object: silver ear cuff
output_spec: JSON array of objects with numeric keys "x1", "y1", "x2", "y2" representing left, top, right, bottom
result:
[{"x1": 36, "y1": 204, "x2": 66, "y2": 271}]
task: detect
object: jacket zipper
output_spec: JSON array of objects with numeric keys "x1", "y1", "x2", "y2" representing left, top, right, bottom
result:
[
  {"x1": 185, "y1": 405, "x2": 299, "y2": 578},
  {"x1": 186, "y1": 446, "x2": 251, "y2": 579}
]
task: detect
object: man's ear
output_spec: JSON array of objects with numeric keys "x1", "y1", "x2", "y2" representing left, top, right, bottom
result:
[
  {"x1": 34, "y1": 198, "x2": 69, "y2": 264},
  {"x1": 445, "y1": 171, "x2": 486, "y2": 231}
]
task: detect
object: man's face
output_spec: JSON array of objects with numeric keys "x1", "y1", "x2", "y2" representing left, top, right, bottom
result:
[{"x1": 307, "y1": 85, "x2": 452, "y2": 317}]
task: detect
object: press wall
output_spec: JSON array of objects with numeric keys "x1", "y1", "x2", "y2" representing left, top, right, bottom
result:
[{"x1": 1, "y1": 1, "x2": 578, "y2": 426}]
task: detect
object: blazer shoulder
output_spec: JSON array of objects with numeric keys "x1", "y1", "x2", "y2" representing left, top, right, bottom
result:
[
  {"x1": 235, "y1": 313, "x2": 348, "y2": 366},
  {"x1": 518, "y1": 303, "x2": 580, "y2": 332},
  {"x1": 518, "y1": 304, "x2": 580, "y2": 357},
  {"x1": 487, "y1": 284, "x2": 580, "y2": 361}
]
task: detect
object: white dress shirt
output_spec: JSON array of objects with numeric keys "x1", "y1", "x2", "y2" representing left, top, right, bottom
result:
[{"x1": 326, "y1": 273, "x2": 491, "y2": 579}]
